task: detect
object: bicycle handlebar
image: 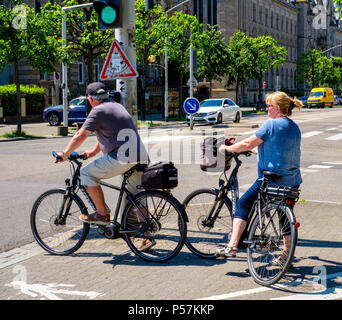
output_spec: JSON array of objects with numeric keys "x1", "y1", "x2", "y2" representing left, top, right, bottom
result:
[
  {"x1": 52, "y1": 151, "x2": 87, "y2": 163},
  {"x1": 226, "y1": 150, "x2": 253, "y2": 158}
]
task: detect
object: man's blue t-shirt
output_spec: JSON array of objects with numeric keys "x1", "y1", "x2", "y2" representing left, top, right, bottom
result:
[{"x1": 255, "y1": 117, "x2": 302, "y2": 187}]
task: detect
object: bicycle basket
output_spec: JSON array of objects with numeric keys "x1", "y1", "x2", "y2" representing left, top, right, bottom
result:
[{"x1": 200, "y1": 137, "x2": 235, "y2": 172}]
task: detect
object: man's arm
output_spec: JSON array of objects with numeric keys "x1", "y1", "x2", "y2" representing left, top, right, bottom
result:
[
  {"x1": 84, "y1": 141, "x2": 101, "y2": 159},
  {"x1": 57, "y1": 128, "x2": 91, "y2": 161}
]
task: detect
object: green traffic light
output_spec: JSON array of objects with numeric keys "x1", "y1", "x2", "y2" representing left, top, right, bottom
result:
[{"x1": 101, "y1": 6, "x2": 117, "y2": 25}]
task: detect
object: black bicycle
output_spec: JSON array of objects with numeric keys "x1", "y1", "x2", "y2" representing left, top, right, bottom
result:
[
  {"x1": 183, "y1": 151, "x2": 300, "y2": 286},
  {"x1": 30, "y1": 152, "x2": 187, "y2": 262}
]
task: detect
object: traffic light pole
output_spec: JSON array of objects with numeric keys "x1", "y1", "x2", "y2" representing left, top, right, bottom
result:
[{"x1": 115, "y1": 0, "x2": 138, "y2": 126}]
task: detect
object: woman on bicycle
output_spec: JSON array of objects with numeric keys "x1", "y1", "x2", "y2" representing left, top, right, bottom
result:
[{"x1": 216, "y1": 91, "x2": 303, "y2": 262}]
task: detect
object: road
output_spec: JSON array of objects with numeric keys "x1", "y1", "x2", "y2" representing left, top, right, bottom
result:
[{"x1": 0, "y1": 107, "x2": 342, "y2": 301}]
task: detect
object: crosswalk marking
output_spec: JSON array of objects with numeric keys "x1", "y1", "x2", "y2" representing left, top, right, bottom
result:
[
  {"x1": 325, "y1": 133, "x2": 342, "y2": 141},
  {"x1": 302, "y1": 131, "x2": 323, "y2": 138},
  {"x1": 325, "y1": 127, "x2": 337, "y2": 131},
  {"x1": 308, "y1": 165, "x2": 332, "y2": 169}
]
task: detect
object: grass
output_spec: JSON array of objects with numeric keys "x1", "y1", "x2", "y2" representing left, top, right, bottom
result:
[
  {"x1": 138, "y1": 121, "x2": 162, "y2": 127},
  {"x1": 0, "y1": 130, "x2": 44, "y2": 139}
]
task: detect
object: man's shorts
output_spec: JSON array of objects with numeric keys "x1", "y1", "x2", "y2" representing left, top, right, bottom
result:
[{"x1": 80, "y1": 154, "x2": 138, "y2": 187}]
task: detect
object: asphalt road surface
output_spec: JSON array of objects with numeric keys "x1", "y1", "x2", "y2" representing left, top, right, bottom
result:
[{"x1": 0, "y1": 107, "x2": 342, "y2": 301}]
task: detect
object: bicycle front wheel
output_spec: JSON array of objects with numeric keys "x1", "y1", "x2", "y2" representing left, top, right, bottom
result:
[
  {"x1": 30, "y1": 189, "x2": 89, "y2": 255},
  {"x1": 183, "y1": 188, "x2": 233, "y2": 259},
  {"x1": 247, "y1": 203, "x2": 297, "y2": 286},
  {"x1": 121, "y1": 190, "x2": 187, "y2": 262}
]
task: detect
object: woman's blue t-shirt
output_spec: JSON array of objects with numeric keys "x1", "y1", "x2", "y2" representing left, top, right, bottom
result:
[{"x1": 255, "y1": 117, "x2": 302, "y2": 187}]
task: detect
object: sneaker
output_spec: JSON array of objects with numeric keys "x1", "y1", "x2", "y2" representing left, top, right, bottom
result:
[
  {"x1": 79, "y1": 212, "x2": 110, "y2": 225},
  {"x1": 215, "y1": 246, "x2": 237, "y2": 258},
  {"x1": 138, "y1": 239, "x2": 156, "y2": 252}
]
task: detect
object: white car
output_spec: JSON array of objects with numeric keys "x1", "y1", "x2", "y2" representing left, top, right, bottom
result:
[{"x1": 186, "y1": 98, "x2": 241, "y2": 126}]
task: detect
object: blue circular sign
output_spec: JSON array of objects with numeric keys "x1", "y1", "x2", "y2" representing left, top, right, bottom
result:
[{"x1": 183, "y1": 97, "x2": 200, "y2": 115}]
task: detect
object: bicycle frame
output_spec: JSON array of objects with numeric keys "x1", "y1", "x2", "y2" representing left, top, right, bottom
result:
[{"x1": 62, "y1": 158, "x2": 152, "y2": 229}]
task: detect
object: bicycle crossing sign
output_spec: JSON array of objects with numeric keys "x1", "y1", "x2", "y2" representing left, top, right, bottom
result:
[{"x1": 100, "y1": 40, "x2": 138, "y2": 80}]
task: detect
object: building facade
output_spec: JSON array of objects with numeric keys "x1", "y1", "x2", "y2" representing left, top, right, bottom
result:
[{"x1": 1, "y1": 0, "x2": 341, "y2": 108}]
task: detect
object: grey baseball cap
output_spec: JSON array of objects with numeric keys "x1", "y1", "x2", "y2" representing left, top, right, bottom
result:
[{"x1": 86, "y1": 82, "x2": 109, "y2": 100}]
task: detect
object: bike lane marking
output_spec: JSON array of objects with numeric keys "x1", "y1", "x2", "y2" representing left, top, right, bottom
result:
[{"x1": 197, "y1": 272, "x2": 342, "y2": 300}]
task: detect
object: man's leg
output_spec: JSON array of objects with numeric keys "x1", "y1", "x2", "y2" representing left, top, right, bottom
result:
[
  {"x1": 86, "y1": 186, "x2": 107, "y2": 216},
  {"x1": 80, "y1": 155, "x2": 135, "y2": 224}
]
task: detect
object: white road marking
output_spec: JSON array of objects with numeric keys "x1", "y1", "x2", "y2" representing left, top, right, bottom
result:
[
  {"x1": 325, "y1": 133, "x2": 342, "y2": 141},
  {"x1": 322, "y1": 161, "x2": 342, "y2": 165},
  {"x1": 301, "y1": 168, "x2": 319, "y2": 173},
  {"x1": 302, "y1": 131, "x2": 323, "y2": 138},
  {"x1": 325, "y1": 128, "x2": 337, "y2": 131},
  {"x1": 308, "y1": 165, "x2": 332, "y2": 169}
]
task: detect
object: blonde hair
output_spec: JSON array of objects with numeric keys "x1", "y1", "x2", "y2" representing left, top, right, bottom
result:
[{"x1": 265, "y1": 91, "x2": 303, "y2": 117}]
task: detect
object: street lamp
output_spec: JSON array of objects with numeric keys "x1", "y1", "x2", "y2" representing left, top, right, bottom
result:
[{"x1": 164, "y1": 0, "x2": 190, "y2": 122}]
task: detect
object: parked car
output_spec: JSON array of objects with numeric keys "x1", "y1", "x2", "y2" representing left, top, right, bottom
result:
[
  {"x1": 186, "y1": 98, "x2": 241, "y2": 126},
  {"x1": 297, "y1": 96, "x2": 308, "y2": 107},
  {"x1": 336, "y1": 95, "x2": 342, "y2": 105},
  {"x1": 334, "y1": 95, "x2": 342, "y2": 105},
  {"x1": 43, "y1": 96, "x2": 87, "y2": 126}
]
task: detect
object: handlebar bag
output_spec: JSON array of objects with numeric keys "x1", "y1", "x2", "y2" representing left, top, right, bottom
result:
[{"x1": 141, "y1": 162, "x2": 178, "y2": 190}]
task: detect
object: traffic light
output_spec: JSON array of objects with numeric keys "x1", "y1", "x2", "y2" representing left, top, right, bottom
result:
[{"x1": 93, "y1": 0, "x2": 122, "y2": 29}]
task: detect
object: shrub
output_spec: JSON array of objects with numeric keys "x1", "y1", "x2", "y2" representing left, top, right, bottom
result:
[{"x1": 0, "y1": 84, "x2": 45, "y2": 116}]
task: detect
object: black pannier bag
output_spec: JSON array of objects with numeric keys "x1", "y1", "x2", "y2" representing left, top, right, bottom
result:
[
  {"x1": 141, "y1": 162, "x2": 178, "y2": 190},
  {"x1": 200, "y1": 137, "x2": 236, "y2": 172}
]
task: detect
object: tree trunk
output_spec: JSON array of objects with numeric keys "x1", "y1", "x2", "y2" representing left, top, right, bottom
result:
[
  {"x1": 178, "y1": 74, "x2": 183, "y2": 118},
  {"x1": 235, "y1": 82, "x2": 239, "y2": 104},
  {"x1": 14, "y1": 61, "x2": 21, "y2": 133},
  {"x1": 258, "y1": 78, "x2": 263, "y2": 107},
  {"x1": 141, "y1": 61, "x2": 148, "y2": 121},
  {"x1": 86, "y1": 49, "x2": 94, "y2": 86},
  {"x1": 209, "y1": 80, "x2": 212, "y2": 98}
]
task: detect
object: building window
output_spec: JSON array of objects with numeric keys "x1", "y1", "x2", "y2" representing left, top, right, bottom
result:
[
  {"x1": 207, "y1": 0, "x2": 212, "y2": 25},
  {"x1": 78, "y1": 61, "x2": 85, "y2": 85},
  {"x1": 199, "y1": 0, "x2": 203, "y2": 24},
  {"x1": 94, "y1": 63, "x2": 100, "y2": 82},
  {"x1": 271, "y1": 12, "x2": 274, "y2": 28},
  {"x1": 265, "y1": 9, "x2": 268, "y2": 26},
  {"x1": 276, "y1": 14, "x2": 279, "y2": 30},
  {"x1": 253, "y1": 4, "x2": 256, "y2": 22},
  {"x1": 213, "y1": 0, "x2": 217, "y2": 25},
  {"x1": 259, "y1": 6, "x2": 262, "y2": 24}
]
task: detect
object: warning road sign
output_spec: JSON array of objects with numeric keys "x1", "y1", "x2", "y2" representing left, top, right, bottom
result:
[{"x1": 100, "y1": 40, "x2": 138, "y2": 80}]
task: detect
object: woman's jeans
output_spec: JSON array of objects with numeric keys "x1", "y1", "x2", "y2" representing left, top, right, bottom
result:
[{"x1": 233, "y1": 179, "x2": 262, "y2": 221}]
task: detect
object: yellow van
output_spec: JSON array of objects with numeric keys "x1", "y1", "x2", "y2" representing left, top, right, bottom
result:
[{"x1": 307, "y1": 88, "x2": 334, "y2": 108}]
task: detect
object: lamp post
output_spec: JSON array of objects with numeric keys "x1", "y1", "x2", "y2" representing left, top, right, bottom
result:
[
  {"x1": 164, "y1": 0, "x2": 190, "y2": 122},
  {"x1": 61, "y1": 3, "x2": 94, "y2": 136}
]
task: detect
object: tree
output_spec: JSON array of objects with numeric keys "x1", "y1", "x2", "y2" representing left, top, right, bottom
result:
[
  {"x1": 225, "y1": 31, "x2": 254, "y2": 104},
  {"x1": 249, "y1": 36, "x2": 287, "y2": 106},
  {"x1": 166, "y1": 12, "x2": 202, "y2": 117},
  {"x1": 135, "y1": 0, "x2": 167, "y2": 120},
  {"x1": 196, "y1": 25, "x2": 231, "y2": 98},
  {"x1": 63, "y1": 0, "x2": 114, "y2": 86},
  {"x1": 0, "y1": 2, "x2": 67, "y2": 133},
  {"x1": 297, "y1": 49, "x2": 324, "y2": 89}
]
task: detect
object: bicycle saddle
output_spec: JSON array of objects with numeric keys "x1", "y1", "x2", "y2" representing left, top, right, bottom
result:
[{"x1": 263, "y1": 171, "x2": 283, "y2": 182}]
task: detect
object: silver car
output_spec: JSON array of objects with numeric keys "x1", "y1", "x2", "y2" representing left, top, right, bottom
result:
[{"x1": 186, "y1": 98, "x2": 241, "y2": 126}]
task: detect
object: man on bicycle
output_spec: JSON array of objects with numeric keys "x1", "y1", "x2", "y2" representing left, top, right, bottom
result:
[{"x1": 57, "y1": 82, "x2": 150, "y2": 246}]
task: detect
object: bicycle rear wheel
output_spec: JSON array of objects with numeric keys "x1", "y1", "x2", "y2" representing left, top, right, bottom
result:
[
  {"x1": 121, "y1": 190, "x2": 187, "y2": 262},
  {"x1": 247, "y1": 203, "x2": 297, "y2": 286},
  {"x1": 183, "y1": 188, "x2": 233, "y2": 259},
  {"x1": 30, "y1": 189, "x2": 89, "y2": 255}
]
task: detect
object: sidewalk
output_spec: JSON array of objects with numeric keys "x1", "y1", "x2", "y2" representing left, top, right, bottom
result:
[{"x1": 0, "y1": 200, "x2": 341, "y2": 300}]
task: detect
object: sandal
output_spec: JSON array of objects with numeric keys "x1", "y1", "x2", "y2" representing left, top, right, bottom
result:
[{"x1": 215, "y1": 246, "x2": 238, "y2": 258}]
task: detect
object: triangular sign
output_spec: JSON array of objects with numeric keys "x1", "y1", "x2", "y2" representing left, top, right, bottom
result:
[{"x1": 100, "y1": 40, "x2": 138, "y2": 80}]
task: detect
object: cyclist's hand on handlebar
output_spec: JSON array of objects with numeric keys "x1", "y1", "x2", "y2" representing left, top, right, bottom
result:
[
  {"x1": 82, "y1": 150, "x2": 95, "y2": 159},
  {"x1": 52, "y1": 151, "x2": 68, "y2": 163},
  {"x1": 218, "y1": 144, "x2": 228, "y2": 155}
]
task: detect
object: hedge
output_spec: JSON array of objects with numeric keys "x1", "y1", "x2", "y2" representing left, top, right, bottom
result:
[{"x1": 0, "y1": 84, "x2": 45, "y2": 116}]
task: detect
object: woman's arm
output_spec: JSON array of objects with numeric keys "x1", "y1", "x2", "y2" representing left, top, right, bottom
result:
[{"x1": 219, "y1": 134, "x2": 263, "y2": 154}]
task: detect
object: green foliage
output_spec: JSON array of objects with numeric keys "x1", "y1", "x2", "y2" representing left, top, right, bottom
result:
[
  {"x1": 196, "y1": 25, "x2": 230, "y2": 95},
  {"x1": 0, "y1": 84, "x2": 45, "y2": 116}
]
